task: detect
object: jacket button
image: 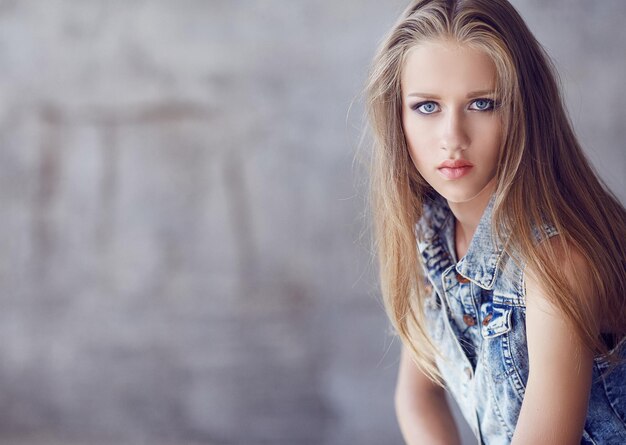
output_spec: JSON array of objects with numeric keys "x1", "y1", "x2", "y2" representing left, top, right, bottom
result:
[
  {"x1": 456, "y1": 273, "x2": 470, "y2": 284},
  {"x1": 463, "y1": 314, "x2": 476, "y2": 326},
  {"x1": 482, "y1": 313, "x2": 493, "y2": 326}
]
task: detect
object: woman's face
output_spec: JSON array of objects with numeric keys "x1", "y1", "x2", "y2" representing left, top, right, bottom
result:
[{"x1": 401, "y1": 39, "x2": 502, "y2": 203}]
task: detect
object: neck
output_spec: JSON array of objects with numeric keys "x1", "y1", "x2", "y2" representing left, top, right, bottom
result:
[{"x1": 448, "y1": 179, "x2": 496, "y2": 259}]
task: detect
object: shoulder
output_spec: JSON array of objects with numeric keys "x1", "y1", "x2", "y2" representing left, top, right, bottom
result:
[
  {"x1": 522, "y1": 235, "x2": 603, "y2": 389},
  {"x1": 523, "y1": 238, "x2": 598, "y2": 356},
  {"x1": 523, "y1": 235, "x2": 599, "y2": 328}
]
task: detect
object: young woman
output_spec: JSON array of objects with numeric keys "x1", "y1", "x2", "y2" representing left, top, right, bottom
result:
[{"x1": 363, "y1": 1, "x2": 626, "y2": 444}]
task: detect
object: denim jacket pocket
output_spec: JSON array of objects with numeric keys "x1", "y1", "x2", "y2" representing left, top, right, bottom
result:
[{"x1": 480, "y1": 300, "x2": 513, "y2": 339}]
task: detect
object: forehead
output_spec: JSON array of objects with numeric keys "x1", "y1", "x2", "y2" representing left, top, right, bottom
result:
[{"x1": 401, "y1": 40, "x2": 497, "y2": 96}]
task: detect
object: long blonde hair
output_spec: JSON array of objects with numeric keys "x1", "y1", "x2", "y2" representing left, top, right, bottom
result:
[{"x1": 364, "y1": 0, "x2": 626, "y2": 384}]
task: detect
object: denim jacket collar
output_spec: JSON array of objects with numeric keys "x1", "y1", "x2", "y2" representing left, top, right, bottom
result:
[{"x1": 416, "y1": 192, "x2": 505, "y2": 290}]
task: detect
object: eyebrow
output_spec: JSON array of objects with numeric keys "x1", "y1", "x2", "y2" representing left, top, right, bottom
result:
[{"x1": 407, "y1": 90, "x2": 495, "y2": 99}]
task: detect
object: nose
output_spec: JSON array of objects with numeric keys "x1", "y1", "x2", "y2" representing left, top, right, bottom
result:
[{"x1": 440, "y1": 109, "x2": 469, "y2": 152}]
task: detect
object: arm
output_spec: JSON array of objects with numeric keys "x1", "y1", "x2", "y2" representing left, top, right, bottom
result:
[
  {"x1": 511, "y1": 244, "x2": 596, "y2": 445},
  {"x1": 395, "y1": 344, "x2": 461, "y2": 445}
]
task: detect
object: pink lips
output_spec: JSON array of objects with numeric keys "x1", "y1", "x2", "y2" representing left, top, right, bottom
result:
[{"x1": 437, "y1": 159, "x2": 473, "y2": 180}]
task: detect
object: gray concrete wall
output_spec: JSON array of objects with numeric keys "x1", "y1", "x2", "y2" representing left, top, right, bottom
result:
[{"x1": 0, "y1": 1, "x2": 624, "y2": 444}]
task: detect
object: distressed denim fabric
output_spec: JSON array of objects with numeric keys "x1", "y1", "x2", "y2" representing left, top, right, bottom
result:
[{"x1": 416, "y1": 193, "x2": 626, "y2": 445}]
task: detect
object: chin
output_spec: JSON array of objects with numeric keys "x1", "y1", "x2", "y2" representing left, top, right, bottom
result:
[{"x1": 435, "y1": 184, "x2": 492, "y2": 204}]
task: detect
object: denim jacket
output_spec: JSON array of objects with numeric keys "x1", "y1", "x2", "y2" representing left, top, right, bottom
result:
[{"x1": 416, "y1": 193, "x2": 626, "y2": 445}]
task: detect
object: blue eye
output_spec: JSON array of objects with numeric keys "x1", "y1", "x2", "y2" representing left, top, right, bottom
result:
[
  {"x1": 412, "y1": 101, "x2": 439, "y2": 115},
  {"x1": 470, "y1": 98, "x2": 495, "y2": 111}
]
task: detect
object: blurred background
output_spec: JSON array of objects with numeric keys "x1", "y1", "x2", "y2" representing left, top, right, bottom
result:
[{"x1": 1, "y1": 0, "x2": 624, "y2": 444}]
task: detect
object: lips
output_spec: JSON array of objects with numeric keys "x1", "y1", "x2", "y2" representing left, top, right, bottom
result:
[
  {"x1": 438, "y1": 159, "x2": 473, "y2": 169},
  {"x1": 437, "y1": 159, "x2": 473, "y2": 180}
]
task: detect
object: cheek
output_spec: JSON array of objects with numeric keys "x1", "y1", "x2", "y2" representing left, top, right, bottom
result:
[
  {"x1": 406, "y1": 147, "x2": 433, "y2": 181},
  {"x1": 486, "y1": 115, "x2": 503, "y2": 140},
  {"x1": 473, "y1": 120, "x2": 502, "y2": 157},
  {"x1": 403, "y1": 124, "x2": 434, "y2": 168}
]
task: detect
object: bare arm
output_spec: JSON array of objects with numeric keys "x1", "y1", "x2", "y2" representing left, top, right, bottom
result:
[
  {"x1": 511, "y1": 242, "x2": 596, "y2": 444},
  {"x1": 395, "y1": 344, "x2": 461, "y2": 445}
]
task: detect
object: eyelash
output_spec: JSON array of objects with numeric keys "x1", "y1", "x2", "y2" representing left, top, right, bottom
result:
[{"x1": 410, "y1": 98, "x2": 498, "y2": 114}]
